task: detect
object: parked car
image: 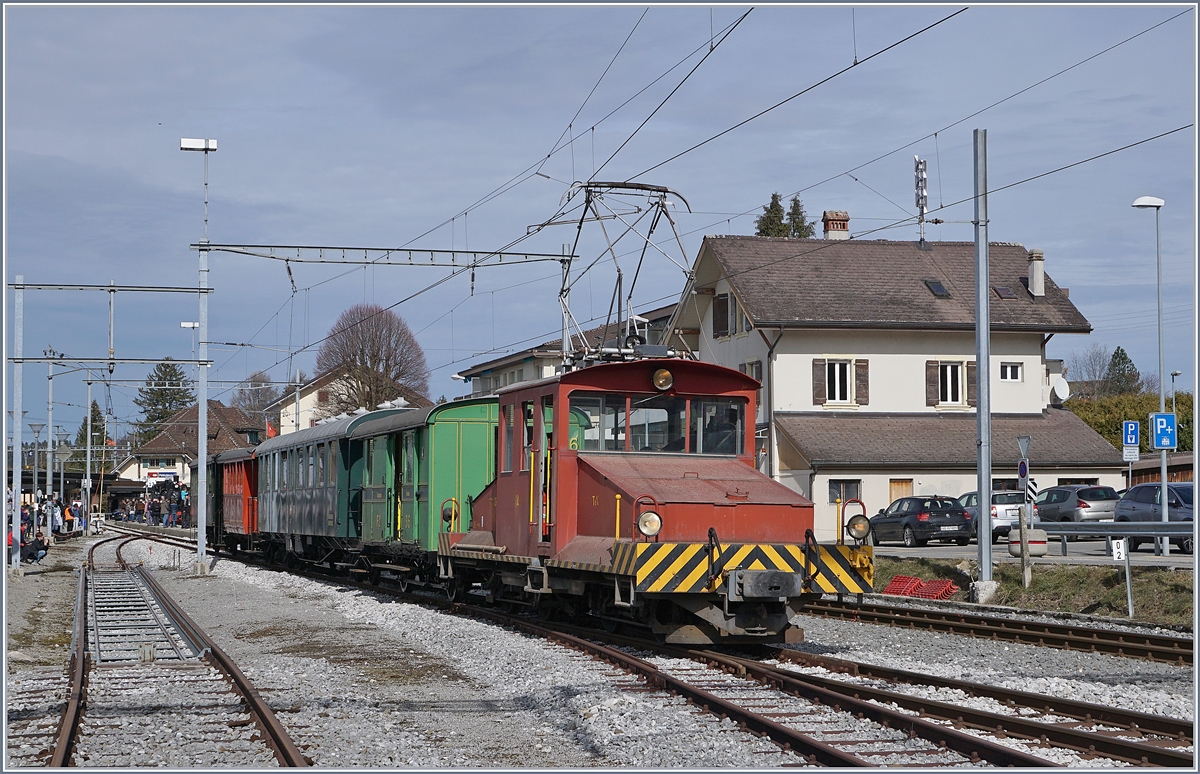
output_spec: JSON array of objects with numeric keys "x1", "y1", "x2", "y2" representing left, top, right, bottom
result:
[
  {"x1": 1114, "y1": 482, "x2": 1193, "y2": 554},
  {"x1": 870, "y1": 496, "x2": 972, "y2": 547},
  {"x1": 958, "y1": 491, "x2": 1035, "y2": 542},
  {"x1": 1034, "y1": 485, "x2": 1120, "y2": 523}
]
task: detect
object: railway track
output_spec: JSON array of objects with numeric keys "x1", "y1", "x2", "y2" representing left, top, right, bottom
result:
[
  {"x1": 525, "y1": 621, "x2": 1194, "y2": 768},
  {"x1": 115, "y1": 526, "x2": 1195, "y2": 766},
  {"x1": 47, "y1": 534, "x2": 308, "y2": 768},
  {"x1": 802, "y1": 597, "x2": 1194, "y2": 665}
]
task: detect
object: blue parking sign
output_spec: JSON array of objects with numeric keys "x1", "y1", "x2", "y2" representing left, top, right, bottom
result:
[
  {"x1": 1150, "y1": 413, "x2": 1177, "y2": 450},
  {"x1": 1123, "y1": 420, "x2": 1140, "y2": 447}
]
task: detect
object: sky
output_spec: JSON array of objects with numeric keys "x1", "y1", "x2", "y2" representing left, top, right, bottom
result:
[{"x1": 3, "y1": 3, "x2": 1196, "y2": 450}]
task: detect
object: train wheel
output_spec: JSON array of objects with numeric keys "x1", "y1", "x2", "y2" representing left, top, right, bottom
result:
[{"x1": 444, "y1": 576, "x2": 465, "y2": 602}]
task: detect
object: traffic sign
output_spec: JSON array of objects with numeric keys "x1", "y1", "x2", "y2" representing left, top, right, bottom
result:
[
  {"x1": 1017, "y1": 458, "x2": 1029, "y2": 497},
  {"x1": 1123, "y1": 446, "x2": 1140, "y2": 462},
  {"x1": 1150, "y1": 412, "x2": 1177, "y2": 450},
  {"x1": 1123, "y1": 420, "x2": 1140, "y2": 447},
  {"x1": 1026, "y1": 478, "x2": 1039, "y2": 499},
  {"x1": 1112, "y1": 538, "x2": 1127, "y2": 562}
]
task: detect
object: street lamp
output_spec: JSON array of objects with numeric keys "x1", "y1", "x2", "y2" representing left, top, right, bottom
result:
[
  {"x1": 54, "y1": 430, "x2": 69, "y2": 505},
  {"x1": 1170, "y1": 370, "x2": 1182, "y2": 413},
  {"x1": 181, "y1": 137, "x2": 216, "y2": 573},
  {"x1": 1132, "y1": 195, "x2": 1168, "y2": 555},
  {"x1": 181, "y1": 321, "x2": 199, "y2": 379},
  {"x1": 28, "y1": 423, "x2": 44, "y2": 529}
]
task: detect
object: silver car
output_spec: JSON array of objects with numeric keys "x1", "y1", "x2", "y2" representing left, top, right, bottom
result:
[
  {"x1": 1034, "y1": 485, "x2": 1120, "y2": 523},
  {"x1": 959, "y1": 491, "x2": 1035, "y2": 543},
  {"x1": 1114, "y1": 482, "x2": 1193, "y2": 554}
]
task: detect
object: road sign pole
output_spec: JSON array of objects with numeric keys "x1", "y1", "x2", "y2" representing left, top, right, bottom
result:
[{"x1": 1125, "y1": 547, "x2": 1134, "y2": 618}]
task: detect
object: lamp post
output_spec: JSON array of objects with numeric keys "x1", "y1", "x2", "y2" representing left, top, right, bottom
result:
[
  {"x1": 53, "y1": 431, "x2": 69, "y2": 504},
  {"x1": 1132, "y1": 195, "x2": 1168, "y2": 555},
  {"x1": 28, "y1": 422, "x2": 44, "y2": 530},
  {"x1": 181, "y1": 322, "x2": 199, "y2": 380},
  {"x1": 1170, "y1": 370, "x2": 1182, "y2": 413},
  {"x1": 181, "y1": 137, "x2": 216, "y2": 574}
]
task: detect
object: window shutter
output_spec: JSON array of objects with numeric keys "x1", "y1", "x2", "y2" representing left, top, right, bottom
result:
[
  {"x1": 966, "y1": 361, "x2": 978, "y2": 407},
  {"x1": 854, "y1": 360, "x2": 869, "y2": 405},
  {"x1": 812, "y1": 359, "x2": 827, "y2": 405},
  {"x1": 926, "y1": 361, "x2": 939, "y2": 406},
  {"x1": 712, "y1": 294, "x2": 730, "y2": 338}
]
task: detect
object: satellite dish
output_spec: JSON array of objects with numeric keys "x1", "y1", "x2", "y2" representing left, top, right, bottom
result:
[{"x1": 1052, "y1": 376, "x2": 1071, "y2": 400}]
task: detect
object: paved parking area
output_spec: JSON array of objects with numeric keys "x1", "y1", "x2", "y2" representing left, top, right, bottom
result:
[{"x1": 873, "y1": 538, "x2": 1194, "y2": 569}]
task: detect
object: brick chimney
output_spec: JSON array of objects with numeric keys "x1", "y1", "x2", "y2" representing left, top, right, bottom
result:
[
  {"x1": 1027, "y1": 249, "x2": 1045, "y2": 297},
  {"x1": 822, "y1": 210, "x2": 849, "y2": 240}
]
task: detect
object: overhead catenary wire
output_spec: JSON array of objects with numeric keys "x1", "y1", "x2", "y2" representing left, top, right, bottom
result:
[
  {"x1": 207, "y1": 8, "x2": 1191, "y2": 404},
  {"x1": 625, "y1": 7, "x2": 969, "y2": 180}
]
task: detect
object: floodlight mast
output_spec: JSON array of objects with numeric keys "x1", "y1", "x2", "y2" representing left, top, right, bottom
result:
[{"x1": 181, "y1": 137, "x2": 216, "y2": 574}]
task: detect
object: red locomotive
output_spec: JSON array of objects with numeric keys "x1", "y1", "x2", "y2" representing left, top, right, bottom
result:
[{"x1": 445, "y1": 358, "x2": 873, "y2": 644}]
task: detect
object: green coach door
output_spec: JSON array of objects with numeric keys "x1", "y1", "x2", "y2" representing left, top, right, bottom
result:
[
  {"x1": 400, "y1": 431, "x2": 417, "y2": 543},
  {"x1": 362, "y1": 436, "x2": 395, "y2": 543}
]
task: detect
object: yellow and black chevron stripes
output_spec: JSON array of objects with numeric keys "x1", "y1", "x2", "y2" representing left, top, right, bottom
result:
[{"x1": 627, "y1": 542, "x2": 873, "y2": 595}]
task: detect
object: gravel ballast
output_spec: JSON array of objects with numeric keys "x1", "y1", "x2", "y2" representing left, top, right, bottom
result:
[
  {"x1": 7, "y1": 534, "x2": 1194, "y2": 768},
  {"x1": 122, "y1": 541, "x2": 802, "y2": 767}
]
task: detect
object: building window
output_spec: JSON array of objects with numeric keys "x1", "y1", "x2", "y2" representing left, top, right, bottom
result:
[
  {"x1": 829, "y1": 479, "x2": 861, "y2": 504},
  {"x1": 1000, "y1": 363, "x2": 1022, "y2": 382},
  {"x1": 827, "y1": 361, "x2": 851, "y2": 403},
  {"x1": 939, "y1": 362, "x2": 963, "y2": 404}
]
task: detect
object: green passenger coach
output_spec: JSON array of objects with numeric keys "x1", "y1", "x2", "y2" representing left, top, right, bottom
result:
[
  {"x1": 251, "y1": 397, "x2": 499, "y2": 577},
  {"x1": 348, "y1": 398, "x2": 498, "y2": 573}
]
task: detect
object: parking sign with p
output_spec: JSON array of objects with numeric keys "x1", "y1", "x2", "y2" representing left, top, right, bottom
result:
[
  {"x1": 1151, "y1": 412, "x2": 1177, "y2": 450},
  {"x1": 1123, "y1": 420, "x2": 1140, "y2": 447}
]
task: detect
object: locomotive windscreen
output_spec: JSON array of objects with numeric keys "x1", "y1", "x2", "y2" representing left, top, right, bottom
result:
[{"x1": 568, "y1": 392, "x2": 745, "y2": 455}]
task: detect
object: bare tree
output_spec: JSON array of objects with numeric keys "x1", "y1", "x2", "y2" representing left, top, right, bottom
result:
[
  {"x1": 232, "y1": 370, "x2": 283, "y2": 431},
  {"x1": 314, "y1": 303, "x2": 429, "y2": 416},
  {"x1": 1066, "y1": 343, "x2": 1113, "y2": 400}
]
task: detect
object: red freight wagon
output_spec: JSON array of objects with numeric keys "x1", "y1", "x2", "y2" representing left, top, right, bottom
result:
[{"x1": 218, "y1": 448, "x2": 258, "y2": 538}]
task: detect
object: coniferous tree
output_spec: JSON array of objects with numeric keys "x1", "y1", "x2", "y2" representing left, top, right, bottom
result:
[
  {"x1": 1103, "y1": 346, "x2": 1141, "y2": 396},
  {"x1": 754, "y1": 193, "x2": 789, "y2": 237},
  {"x1": 69, "y1": 401, "x2": 109, "y2": 469},
  {"x1": 133, "y1": 359, "x2": 195, "y2": 443},
  {"x1": 786, "y1": 196, "x2": 815, "y2": 238}
]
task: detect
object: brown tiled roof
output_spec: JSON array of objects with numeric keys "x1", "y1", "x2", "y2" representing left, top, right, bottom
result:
[
  {"x1": 701, "y1": 236, "x2": 1090, "y2": 332},
  {"x1": 137, "y1": 400, "x2": 260, "y2": 459},
  {"x1": 775, "y1": 409, "x2": 1122, "y2": 469}
]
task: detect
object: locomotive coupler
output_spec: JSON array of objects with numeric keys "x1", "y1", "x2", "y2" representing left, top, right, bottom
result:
[{"x1": 722, "y1": 568, "x2": 804, "y2": 614}]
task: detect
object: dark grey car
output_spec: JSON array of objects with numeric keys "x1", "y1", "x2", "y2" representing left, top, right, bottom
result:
[
  {"x1": 1034, "y1": 485, "x2": 1120, "y2": 523},
  {"x1": 1114, "y1": 482, "x2": 1193, "y2": 554}
]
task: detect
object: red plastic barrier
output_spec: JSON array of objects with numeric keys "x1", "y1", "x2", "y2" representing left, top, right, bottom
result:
[
  {"x1": 881, "y1": 575, "x2": 924, "y2": 596},
  {"x1": 910, "y1": 579, "x2": 959, "y2": 600},
  {"x1": 881, "y1": 575, "x2": 959, "y2": 600}
]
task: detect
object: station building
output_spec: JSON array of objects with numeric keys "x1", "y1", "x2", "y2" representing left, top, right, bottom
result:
[
  {"x1": 113, "y1": 400, "x2": 261, "y2": 486},
  {"x1": 665, "y1": 213, "x2": 1124, "y2": 540}
]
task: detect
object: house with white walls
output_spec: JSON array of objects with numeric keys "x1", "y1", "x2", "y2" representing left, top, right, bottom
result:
[{"x1": 666, "y1": 212, "x2": 1124, "y2": 540}]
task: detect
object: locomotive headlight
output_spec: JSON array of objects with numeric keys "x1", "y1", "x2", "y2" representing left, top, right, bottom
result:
[
  {"x1": 637, "y1": 511, "x2": 662, "y2": 537},
  {"x1": 652, "y1": 368, "x2": 673, "y2": 391},
  {"x1": 845, "y1": 514, "x2": 871, "y2": 541}
]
